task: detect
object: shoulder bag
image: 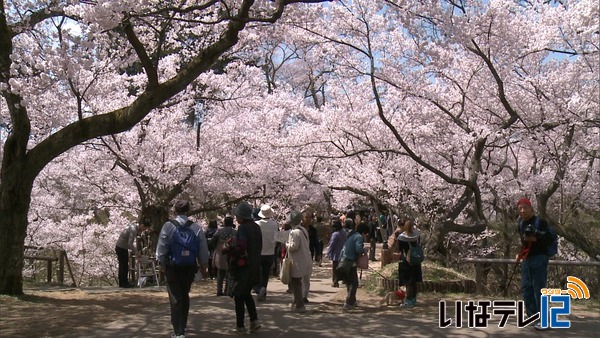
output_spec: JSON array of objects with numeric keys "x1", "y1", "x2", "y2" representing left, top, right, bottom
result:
[
  {"x1": 356, "y1": 254, "x2": 369, "y2": 270},
  {"x1": 280, "y1": 250, "x2": 292, "y2": 285}
]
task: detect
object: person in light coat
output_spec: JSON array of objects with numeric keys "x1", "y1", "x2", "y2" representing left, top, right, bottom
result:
[
  {"x1": 252, "y1": 204, "x2": 279, "y2": 301},
  {"x1": 286, "y1": 210, "x2": 313, "y2": 313}
]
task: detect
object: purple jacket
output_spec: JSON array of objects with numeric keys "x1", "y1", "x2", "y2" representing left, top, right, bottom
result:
[{"x1": 326, "y1": 229, "x2": 347, "y2": 262}]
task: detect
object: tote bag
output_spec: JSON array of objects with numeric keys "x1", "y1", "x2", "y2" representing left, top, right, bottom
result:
[{"x1": 280, "y1": 251, "x2": 292, "y2": 285}]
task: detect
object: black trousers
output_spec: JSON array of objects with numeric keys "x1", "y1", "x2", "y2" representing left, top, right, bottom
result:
[
  {"x1": 115, "y1": 246, "x2": 130, "y2": 287},
  {"x1": 165, "y1": 265, "x2": 197, "y2": 335},
  {"x1": 234, "y1": 281, "x2": 258, "y2": 328},
  {"x1": 344, "y1": 266, "x2": 359, "y2": 306},
  {"x1": 253, "y1": 255, "x2": 274, "y2": 294},
  {"x1": 332, "y1": 260, "x2": 340, "y2": 284}
]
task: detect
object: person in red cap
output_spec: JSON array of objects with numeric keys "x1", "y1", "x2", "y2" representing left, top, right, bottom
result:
[{"x1": 515, "y1": 197, "x2": 553, "y2": 331}]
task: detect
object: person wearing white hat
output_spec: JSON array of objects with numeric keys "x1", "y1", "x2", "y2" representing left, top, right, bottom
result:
[{"x1": 252, "y1": 204, "x2": 279, "y2": 301}]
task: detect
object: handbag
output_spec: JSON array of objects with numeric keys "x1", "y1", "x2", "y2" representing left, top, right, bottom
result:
[
  {"x1": 336, "y1": 258, "x2": 354, "y2": 276},
  {"x1": 280, "y1": 251, "x2": 292, "y2": 285},
  {"x1": 357, "y1": 254, "x2": 369, "y2": 270}
]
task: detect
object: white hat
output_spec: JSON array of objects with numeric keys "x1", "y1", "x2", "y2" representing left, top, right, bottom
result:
[{"x1": 258, "y1": 204, "x2": 274, "y2": 219}]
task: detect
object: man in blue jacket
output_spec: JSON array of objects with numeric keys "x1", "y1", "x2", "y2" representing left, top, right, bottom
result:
[{"x1": 339, "y1": 223, "x2": 369, "y2": 311}]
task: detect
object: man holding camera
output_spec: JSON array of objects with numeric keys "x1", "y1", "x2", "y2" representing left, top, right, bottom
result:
[{"x1": 515, "y1": 197, "x2": 553, "y2": 330}]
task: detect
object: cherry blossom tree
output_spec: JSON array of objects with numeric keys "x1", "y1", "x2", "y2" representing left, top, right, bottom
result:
[
  {"x1": 260, "y1": 0, "x2": 599, "y2": 259},
  {"x1": 23, "y1": 60, "x2": 329, "y2": 285},
  {"x1": 0, "y1": 0, "x2": 332, "y2": 295},
  {"x1": 3, "y1": 0, "x2": 597, "y2": 292}
]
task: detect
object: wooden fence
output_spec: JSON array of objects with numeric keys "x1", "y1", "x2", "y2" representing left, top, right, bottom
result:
[
  {"x1": 24, "y1": 246, "x2": 77, "y2": 287},
  {"x1": 463, "y1": 258, "x2": 600, "y2": 296}
]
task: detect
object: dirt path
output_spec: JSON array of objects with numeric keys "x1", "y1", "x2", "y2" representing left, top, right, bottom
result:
[{"x1": 1, "y1": 263, "x2": 598, "y2": 337}]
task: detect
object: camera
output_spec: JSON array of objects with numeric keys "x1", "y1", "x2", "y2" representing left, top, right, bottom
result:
[{"x1": 523, "y1": 224, "x2": 537, "y2": 236}]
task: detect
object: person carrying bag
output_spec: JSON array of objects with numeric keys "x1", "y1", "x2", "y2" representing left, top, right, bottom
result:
[
  {"x1": 395, "y1": 219, "x2": 423, "y2": 308},
  {"x1": 280, "y1": 247, "x2": 292, "y2": 284},
  {"x1": 337, "y1": 224, "x2": 369, "y2": 311}
]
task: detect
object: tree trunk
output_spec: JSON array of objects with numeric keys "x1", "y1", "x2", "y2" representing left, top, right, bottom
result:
[
  {"x1": 0, "y1": 165, "x2": 34, "y2": 295},
  {"x1": 140, "y1": 204, "x2": 170, "y2": 256}
]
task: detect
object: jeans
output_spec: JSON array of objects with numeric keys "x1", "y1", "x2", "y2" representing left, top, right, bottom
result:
[
  {"x1": 521, "y1": 254, "x2": 549, "y2": 317},
  {"x1": 165, "y1": 265, "x2": 197, "y2": 335}
]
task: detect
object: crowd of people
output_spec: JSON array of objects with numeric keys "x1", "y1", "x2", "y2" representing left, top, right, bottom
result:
[
  {"x1": 116, "y1": 202, "x2": 422, "y2": 337},
  {"x1": 114, "y1": 197, "x2": 554, "y2": 336}
]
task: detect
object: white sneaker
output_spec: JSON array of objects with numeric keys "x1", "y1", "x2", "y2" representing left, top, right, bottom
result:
[{"x1": 534, "y1": 323, "x2": 548, "y2": 331}]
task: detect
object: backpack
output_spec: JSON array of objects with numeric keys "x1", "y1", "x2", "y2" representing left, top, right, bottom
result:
[
  {"x1": 408, "y1": 241, "x2": 425, "y2": 266},
  {"x1": 168, "y1": 219, "x2": 199, "y2": 266},
  {"x1": 219, "y1": 228, "x2": 237, "y2": 255},
  {"x1": 519, "y1": 216, "x2": 558, "y2": 257}
]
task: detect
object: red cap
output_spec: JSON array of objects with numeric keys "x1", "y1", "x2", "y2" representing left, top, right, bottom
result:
[{"x1": 516, "y1": 198, "x2": 532, "y2": 207}]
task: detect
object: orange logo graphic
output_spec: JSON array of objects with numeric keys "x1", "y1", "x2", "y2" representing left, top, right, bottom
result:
[{"x1": 564, "y1": 276, "x2": 590, "y2": 299}]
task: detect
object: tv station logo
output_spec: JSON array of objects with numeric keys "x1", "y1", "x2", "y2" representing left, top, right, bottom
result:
[{"x1": 439, "y1": 276, "x2": 590, "y2": 329}]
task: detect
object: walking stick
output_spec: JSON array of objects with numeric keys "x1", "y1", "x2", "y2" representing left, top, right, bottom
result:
[{"x1": 503, "y1": 243, "x2": 530, "y2": 297}]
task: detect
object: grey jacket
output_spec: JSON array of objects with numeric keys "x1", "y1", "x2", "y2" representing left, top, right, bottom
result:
[
  {"x1": 155, "y1": 215, "x2": 209, "y2": 267},
  {"x1": 116, "y1": 223, "x2": 138, "y2": 253}
]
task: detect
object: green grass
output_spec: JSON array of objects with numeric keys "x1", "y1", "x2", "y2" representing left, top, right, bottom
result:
[{"x1": 364, "y1": 260, "x2": 473, "y2": 295}]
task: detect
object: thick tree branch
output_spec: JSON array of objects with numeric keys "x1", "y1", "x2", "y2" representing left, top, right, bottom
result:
[
  {"x1": 467, "y1": 40, "x2": 519, "y2": 129},
  {"x1": 122, "y1": 17, "x2": 159, "y2": 89}
]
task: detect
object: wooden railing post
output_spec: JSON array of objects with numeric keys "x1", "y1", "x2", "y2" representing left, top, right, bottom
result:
[
  {"x1": 46, "y1": 260, "x2": 52, "y2": 283},
  {"x1": 63, "y1": 251, "x2": 77, "y2": 287},
  {"x1": 463, "y1": 258, "x2": 600, "y2": 296},
  {"x1": 380, "y1": 248, "x2": 391, "y2": 267},
  {"x1": 58, "y1": 250, "x2": 65, "y2": 285}
]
